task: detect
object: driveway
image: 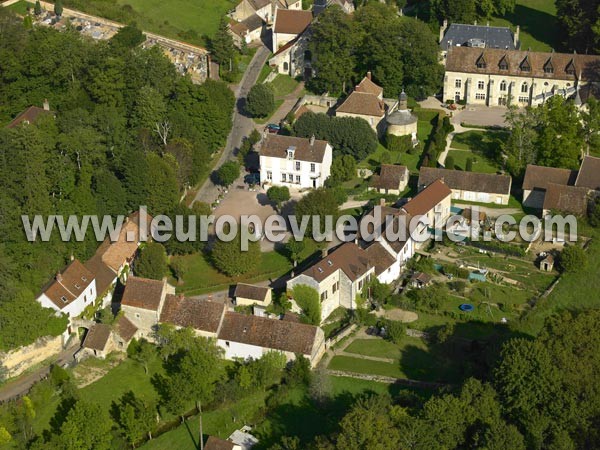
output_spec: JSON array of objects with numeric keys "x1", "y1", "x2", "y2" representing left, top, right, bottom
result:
[
  {"x1": 452, "y1": 105, "x2": 509, "y2": 128},
  {"x1": 193, "y1": 44, "x2": 272, "y2": 206}
]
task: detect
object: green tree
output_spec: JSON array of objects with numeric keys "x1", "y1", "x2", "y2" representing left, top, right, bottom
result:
[
  {"x1": 111, "y1": 23, "x2": 146, "y2": 49},
  {"x1": 131, "y1": 339, "x2": 156, "y2": 375},
  {"x1": 210, "y1": 18, "x2": 236, "y2": 77},
  {"x1": 329, "y1": 155, "x2": 356, "y2": 184},
  {"x1": 444, "y1": 155, "x2": 455, "y2": 170},
  {"x1": 212, "y1": 230, "x2": 261, "y2": 276},
  {"x1": 286, "y1": 355, "x2": 312, "y2": 387},
  {"x1": 34, "y1": 0, "x2": 41, "y2": 15},
  {"x1": 135, "y1": 242, "x2": 168, "y2": 280},
  {"x1": 284, "y1": 239, "x2": 305, "y2": 266},
  {"x1": 54, "y1": 0, "x2": 63, "y2": 17},
  {"x1": 267, "y1": 186, "x2": 291, "y2": 210},
  {"x1": 113, "y1": 391, "x2": 156, "y2": 446},
  {"x1": 290, "y1": 284, "x2": 321, "y2": 325},
  {"x1": 294, "y1": 187, "x2": 340, "y2": 237},
  {"x1": 465, "y1": 157, "x2": 473, "y2": 172},
  {"x1": 53, "y1": 401, "x2": 112, "y2": 450},
  {"x1": 246, "y1": 84, "x2": 275, "y2": 118},
  {"x1": 217, "y1": 161, "x2": 240, "y2": 187},
  {"x1": 249, "y1": 129, "x2": 262, "y2": 145},
  {"x1": 556, "y1": 0, "x2": 600, "y2": 53},
  {"x1": 558, "y1": 244, "x2": 587, "y2": 273}
]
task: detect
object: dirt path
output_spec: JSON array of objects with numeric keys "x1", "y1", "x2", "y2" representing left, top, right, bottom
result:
[{"x1": 325, "y1": 370, "x2": 451, "y2": 389}]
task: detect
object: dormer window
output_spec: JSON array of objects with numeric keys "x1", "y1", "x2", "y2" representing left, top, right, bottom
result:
[
  {"x1": 566, "y1": 60, "x2": 576, "y2": 75},
  {"x1": 74, "y1": 283, "x2": 81, "y2": 289},
  {"x1": 327, "y1": 260, "x2": 333, "y2": 266},
  {"x1": 287, "y1": 146, "x2": 296, "y2": 160},
  {"x1": 498, "y1": 56, "x2": 508, "y2": 71},
  {"x1": 61, "y1": 296, "x2": 68, "y2": 303},
  {"x1": 81, "y1": 276, "x2": 87, "y2": 282},
  {"x1": 520, "y1": 56, "x2": 531, "y2": 72},
  {"x1": 544, "y1": 59, "x2": 554, "y2": 74},
  {"x1": 476, "y1": 54, "x2": 487, "y2": 69},
  {"x1": 317, "y1": 267, "x2": 324, "y2": 273}
]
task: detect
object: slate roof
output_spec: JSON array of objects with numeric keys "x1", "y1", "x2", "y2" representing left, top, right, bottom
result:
[
  {"x1": 40, "y1": 259, "x2": 95, "y2": 310},
  {"x1": 114, "y1": 315, "x2": 138, "y2": 342},
  {"x1": 6, "y1": 106, "x2": 53, "y2": 128},
  {"x1": 82, "y1": 324, "x2": 111, "y2": 351},
  {"x1": 121, "y1": 277, "x2": 165, "y2": 311},
  {"x1": 402, "y1": 179, "x2": 452, "y2": 217},
  {"x1": 370, "y1": 164, "x2": 408, "y2": 191},
  {"x1": 575, "y1": 155, "x2": 600, "y2": 191},
  {"x1": 418, "y1": 167, "x2": 512, "y2": 195},
  {"x1": 543, "y1": 183, "x2": 589, "y2": 215},
  {"x1": 234, "y1": 283, "x2": 270, "y2": 302},
  {"x1": 441, "y1": 23, "x2": 516, "y2": 51},
  {"x1": 273, "y1": 9, "x2": 312, "y2": 35},
  {"x1": 446, "y1": 46, "x2": 600, "y2": 81},
  {"x1": 260, "y1": 134, "x2": 329, "y2": 163},
  {"x1": 218, "y1": 312, "x2": 318, "y2": 355},
  {"x1": 336, "y1": 91, "x2": 385, "y2": 117},
  {"x1": 387, "y1": 109, "x2": 417, "y2": 126},
  {"x1": 299, "y1": 242, "x2": 372, "y2": 283},
  {"x1": 205, "y1": 436, "x2": 236, "y2": 450},
  {"x1": 159, "y1": 295, "x2": 226, "y2": 333},
  {"x1": 522, "y1": 165, "x2": 578, "y2": 191}
]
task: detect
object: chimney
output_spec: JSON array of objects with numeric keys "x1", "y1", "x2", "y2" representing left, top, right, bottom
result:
[
  {"x1": 514, "y1": 26, "x2": 520, "y2": 49},
  {"x1": 321, "y1": 248, "x2": 328, "y2": 258},
  {"x1": 310, "y1": 134, "x2": 315, "y2": 146},
  {"x1": 43, "y1": 99, "x2": 50, "y2": 111},
  {"x1": 474, "y1": 20, "x2": 477, "y2": 26},
  {"x1": 439, "y1": 19, "x2": 448, "y2": 43},
  {"x1": 56, "y1": 272, "x2": 62, "y2": 282},
  {"x1": 70, "y1": 254, "x2": 74, "y2": 261},
  {"x1": 379, "y1": 198, "x2": 386, "y2": 207},
  {"x1": 366, "y1": 71, "x2": 372, "y2": 81}
]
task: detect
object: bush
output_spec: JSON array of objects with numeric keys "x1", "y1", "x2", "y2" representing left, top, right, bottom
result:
[
  {"x1": 445, "y1": 155, "x2": 455, "y2": 170},
  {"x1": 217, "y1": 161, "x2": 240, "y2": 187},
  {"x1": 135, "y1": 242, "x2": 168, "y2": 280},
  {"x1": 466, "y1": 157, "x2": 474, "y2": 172},
  {"x1": 246, "y1": 83, "x2": 275, "y2": 118},
  {"x1": 386, "y1": 134, "x2": 412, "y2": 152},
  {"x1": 384, "y1": 320, "x2": 405, "y2": 344},
  {"x1": 290, "y1": 285, "x2": 321, "y2": 325},
  {"x1": 267, "y1": 186, "x2": 290, "y2": 209},
  {"x1": 559, "y1": 244, "x2": 587, "y2": 273}
]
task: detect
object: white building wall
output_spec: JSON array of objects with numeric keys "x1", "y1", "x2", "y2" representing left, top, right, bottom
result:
[
  {"x1": 217, "y1": 340, "x2": 296, "y2": 363},
  {"x1": 260, "y1": 144, "x2": 332, "y2": 189},
  {"x1": 37, "y1": 280, "x2": 98, "y2": 319}
]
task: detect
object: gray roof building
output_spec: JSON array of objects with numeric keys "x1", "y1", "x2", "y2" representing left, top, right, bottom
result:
[{"x1": 440, "y1": 22, "x2": 518, "y2": 51}]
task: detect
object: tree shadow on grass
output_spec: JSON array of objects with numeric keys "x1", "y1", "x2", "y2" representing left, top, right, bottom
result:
[{"x1": 502, "y1": 4, "x2": 560, "y2": 51}]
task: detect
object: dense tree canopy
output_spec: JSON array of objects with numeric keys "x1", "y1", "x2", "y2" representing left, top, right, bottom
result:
[
  {"x1": 556, "y1": 0, "x2": 600, "y2": 53},
  {"x1": 309, "y1": 3, "x2": 443, "y2": 98},
  {"x1": 0, "y1": 10, "x2": 234, "y2": 350}
]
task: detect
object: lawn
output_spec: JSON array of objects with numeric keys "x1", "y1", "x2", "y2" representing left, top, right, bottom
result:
[
  {"x1": 268, "y1": 74, "x2": 300, "y2": 99},
  {"x1": 446, "y1": 149, "x2": 500, "y2": 173},
  {"x1": 7, "y1": 0, "x2": 32, "y2": 15},
  {"x1": 489, "y1": 0, "x2": 558, "y2": 52},
  {"x1": 253, "y1": 99, "x2": 285, "y2": 125},
  {"x1": 331, "y1": 336, "x2": 463, "y2": 383},
  {"x1": 360, "y1": 143, "x2": 421, "y2": 174},
  {"x1": 172, "y1": 249, "x2": 293, "y2": 295}
]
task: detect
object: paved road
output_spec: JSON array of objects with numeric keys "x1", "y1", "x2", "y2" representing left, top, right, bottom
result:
[
  {"x1": 193, "y1": 45, "x2": 272, "y2": 205},
  {"x1": 0, "y1": 343, "x2": 79, "y2": 403}
]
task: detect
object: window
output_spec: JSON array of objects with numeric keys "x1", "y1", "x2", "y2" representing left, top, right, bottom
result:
[
  {"x1": 288, "y1": 173, "x2": 294, "y2": 182},
  {"x1": 544, "y1": 60, "x2": 554, "y2": 73},
  {"x1": 310, "y1": 163, "x2": 315, "y2": 172},
  {"x1": 500, "y1": 80, "x2": 507, "y2": 91},
  {"x1": 296, "y1": 175, "x2": 301, "y2": 184},
  {"x1": 287, "y1": 150, "x2": 293, "y2": 159},
  {"x1": 320, "y1": 291, "x2": 328, "y2": 301},
  {"x1": 283, "y1": 61, "x2": 289, "y2": 72},
  {"x1": 75, "y1": 283, "x2": 81, "y2": 289},
  {"x1": 455, "y1": 79, "x2": 462, "y2": 88},
  {"x1": 518, "y1": 96, "x2": 529, "y2": 103},
  {"x1": 267, "y1": 171, "x2": 272, "y2": 180},
  {"x1": 281, "y1": 173, "x2": 286, "y2": 182},
  {"x1": 566, "y1": 60, "x2": 576, "y2": 75},
  {"x1": 498, "y1": 56, "x2": 508, "y2": 71},
  {"x1": 455, "y1": 92, "x2": 461, "y2": 101},
  {"x1": 475, "y1": 54, "x2": 487, "y2": 69},
  {"x1": 475, "y1": 93, "x2": 486, "y2": 100},
  {"x1": 84, "y1": 295, "x2": 87, "y2": 303},
  {"x1": 521, "y1": 82, "x2": 528, "y2": 93},
  {"x1": 520, "y1": 57, "x2": 531, "y2": 72},
  {"x1": 81, "y1": 276, "x2": 87, "y2": 282},
  {"x1": 332, "y1": 281, "x2": 339, "y2": 293},
  {"x1": 295, "y1": 161, "x2": 300, "y2": 171},
  {"x1": 358, "y1": 280, "x2": 364, "y2": 290},
  {"x1": 478, "y1": 81, "x2": 485, "y2": 90},
  {"x1": 60, "y1": 296, "x2": 67, "y2": 303},
  {"x1": 225, "y1": 341, "x2": 230, "y2": 347}
]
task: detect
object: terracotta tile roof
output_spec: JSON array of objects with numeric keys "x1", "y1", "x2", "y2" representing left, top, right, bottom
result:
[
  {"x1": 522, "y1": 164, "x2": 578, "y2": 191},
  {"x1": 300, "y1": 242, "x2": 373, "y2": 283},
  {"x1": 355, "y1": 74, "x2": 383, "y2": 97},
  {"x1": 114, "y1": 315, "x2": 138, "y2": 342},
  {"x1": 359, "y1": 206, "x2": 412, "y2": 254},
  {"x1": 411, "y1": 272, "x2": 432, "y2": 284},
  {"x1": 40, "y1": 259, "x2": 95, "y2": 310},
  {"x1": 274, "y1": 9, "x2": 312, "y2": 35},
  {"x1": 543, "y1": 183, "x2": 589, "y2": 215},
  {"x1": 82, "y1": 324, "x2": 111, "y2": 351},
  {"x1": 218, "y1": 312, "x2": 318, "y2": 355},
  {"x1": 248, "y1": 0, "x2": 270, "y2": 10},
  {"x1": 418, "y1": 167, "x2": 512, "y2": 195},
  {"x1": 446, "y1": 46, "x2": 600, "y2": 81},
  {"x1": 336, "y1": 91, "x2": 385, "y2": 117},
  {"x1": 370, "y1": 164, "x2": 408, "y2": 191},
  {"x1": 402, "y1": 179, "x2": 452, "y2": 217},
  {"x1": 84, "y1": 251, "x2": 117, "y2": 296},
  {"x1": 234, "y1": 283, "x2": 270, "y2": 302},
  {"x1": 575, "y1": 155, "x2": 600, "y2": 191},
  {"x1": 229, "y1": 13, "x2": 264, "y2": 37},
  {"x1": 121, "y1": 277, "x2": 165, "y2": 311},
  {"x1": 365, "y1": 242, "x2": 396, "y2": 276},
  {"x1": 205, "y1": 436, "x2": 236, "y2": 450},
  {"x1": 260, "y1": 134, "x2": 329, "y2": 163},
  {"x1": 7, "y1": 106, "x2": 53, "y2": 128},
  {"x1": 159, "y1": 295, "x2": 226, "y2": 333}
]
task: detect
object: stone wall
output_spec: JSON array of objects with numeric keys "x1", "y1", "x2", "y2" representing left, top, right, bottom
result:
[{"x1": 0, "y1": 335, "x2": 64, "y2": 378}]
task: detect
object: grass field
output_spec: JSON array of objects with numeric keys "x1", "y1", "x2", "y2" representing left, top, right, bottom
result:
[
  {"x1": 490, "y1": 0, "x2": 558, "y2": 52},
  {"x1": 7, "y1": 0, "x2": 32, "y2": 15},
  {"x1": 269, "y1": 74, "x2": 300, "y2": 99},
  {"x1": 331, "y1": 336, "x2": 463, "y2": 383}
]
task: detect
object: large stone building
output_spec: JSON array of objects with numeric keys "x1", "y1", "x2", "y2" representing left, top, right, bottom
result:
[
  {"x1": 272, "y1": 9, "x2": 312, "y2": 53},
  {"x1": 259, "y1": 134, "x2": 332, "y2": 189},
  {"x1": 444, "y1": 46, "x2": 600, "y2": 107}
]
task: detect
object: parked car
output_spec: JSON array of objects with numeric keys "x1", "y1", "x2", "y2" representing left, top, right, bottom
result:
[
  {"x1": 266, "y1": 123, "x2": 281, "y2": 134},
  {"x1": 244, "y1": 172, "x2": 260, "y2": 185}
]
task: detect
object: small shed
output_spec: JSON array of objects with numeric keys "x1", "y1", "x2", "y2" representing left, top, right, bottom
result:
[
  {"x1": 234, "y1": 283, "x2": 272, "y2": 307},
  {"x1": 540, "y1": 254, "x2": 554, "y2": 272},
  {"x1": 410, "y1": 272, "x2": 433, "y2": 289}
]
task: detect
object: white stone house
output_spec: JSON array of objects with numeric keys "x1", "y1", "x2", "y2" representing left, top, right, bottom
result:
[
  {"x1": 259, "y1": 134, "x2": 332, "y2": 189},
  {"x1": 36, "y1": 259, "x2": 97, "y2": 323},
  {"x1": 272, "y1": 9, "x2": 312, "y2": 53}
]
